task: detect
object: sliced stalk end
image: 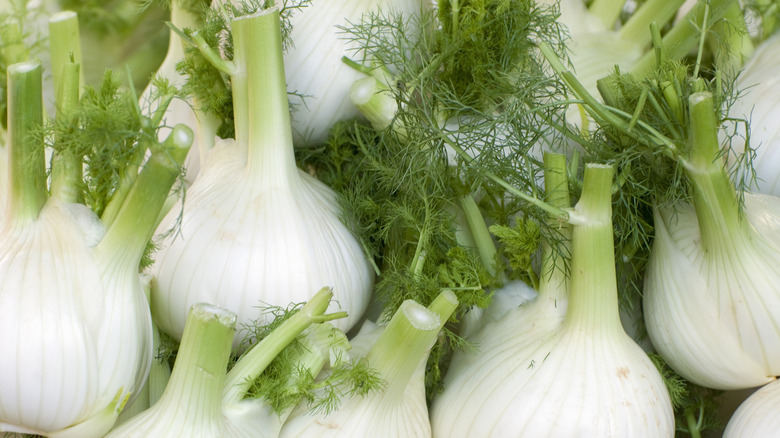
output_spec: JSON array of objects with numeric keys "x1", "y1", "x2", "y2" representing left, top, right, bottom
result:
[
  {"x1": 350, "y1": 75, "x2": 397, "y2": 131},
  {"x1": 49, "y1": 10, "x2": 83, "y2": 99},
  {"x1": 366, "y1": 291, "x2": 457, "y2": 396},
  {"x1": 106, "y1": 303, "x2": 236, "y2": 436}
]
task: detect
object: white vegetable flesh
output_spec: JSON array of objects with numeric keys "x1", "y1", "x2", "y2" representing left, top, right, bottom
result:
[
  {"x1": 0, "y1": 61, "x2": 192, "y2": 436},
  {"x1": 644, "y1": 194, "x2": 780, "y2": 389},
  {"x1": 0, "y1": 199, "x2": 149, "y2": 435},
  {"x1": 723, "y1": 379, "x2": 780, "y2": 437}
]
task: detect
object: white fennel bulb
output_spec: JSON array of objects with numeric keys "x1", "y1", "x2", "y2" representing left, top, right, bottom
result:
[
  {"x1": 430, "y1": 163, "x2": 674, "y2": 437},
  {"x1": 151, "y1": 7, "x2": 373, "y2": 348},
  {"x1": 723, "y1": 379, "x2": 780, "y2": 437},
  {"x1": 283, "y1": 0, "x2": 426, "y2": 146},
  {"x1": 644, "y1": 92, "x2": 780, "y2": 390},
  {"x1": 279, "y1": 290, "x2": 458, "y2": 438},
  {"x1": 107, "y1": 288, "x2": 346, "y2": 438},
  {"x1": 0, "y1": 61, "x2": 192, "y2": 436},
  {"x1": 726, "y1": 32, "x2": 780, "y2": 195}
]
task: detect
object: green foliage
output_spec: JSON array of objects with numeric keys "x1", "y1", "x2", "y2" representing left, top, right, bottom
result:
[
  {"x1": 177, "y1": 9, "x2": 234, "y2": 138},
  {"x1": 435, "y1": 0, "x2": 566, "y2": 109},
  {"x1": 300, "y1": 0, "x2": 574, "y2": 399},
  {"x1": 39, "y1": 70, "x2": 142, "y2": 216},
  {"x1": 237, "y1": 303, "x2": 382, "y2": 415},
  {"x1": 489, "y1": 219, "x2": 541, "y2": 285}
]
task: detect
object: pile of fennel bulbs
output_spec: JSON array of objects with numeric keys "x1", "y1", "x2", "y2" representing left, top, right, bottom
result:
[{"x1": 150, "y1": 4, "x2": 374, "y2": 349}]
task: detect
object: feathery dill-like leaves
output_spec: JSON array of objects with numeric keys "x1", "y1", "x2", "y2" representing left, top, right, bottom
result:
[
  {"x1": 435, "y1": 0, "x2": 567, "y2": 110},
  {"x1": 301, "y1": 1, "x2": 572, "y2": 399},
  {"x1": 38, "y1": 70, "x2": 182, "y2": 219},
  {"x1": 38, "y1": 70, "x2": 142, "y2": 215},
  {"x1": 489, "y1": 219, "x2": 541, "y2": 287},
  {"x1": 237, "y1": 303, "x2": 382, "y2": 415}
]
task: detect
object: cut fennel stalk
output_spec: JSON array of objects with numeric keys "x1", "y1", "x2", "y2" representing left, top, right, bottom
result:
[{"x1": 150, "y1": 6, "x2": 373, "y2": 348}]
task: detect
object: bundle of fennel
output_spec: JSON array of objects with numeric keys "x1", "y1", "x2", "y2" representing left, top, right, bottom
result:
[{"x1": 5, "y1": 0, "x2": 780, "y2": 437}]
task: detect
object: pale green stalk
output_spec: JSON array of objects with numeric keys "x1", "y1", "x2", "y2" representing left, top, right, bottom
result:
[
  {"x1": 49, "y1": 11, "x2": 84, "y2": 100},
  {"x1": 684, "y1": 91, "x2": 749, "y2": 254},
  {"x1": 458, "y1": 195, "x2": 499, "y2": 278},
  {"x1": 6, "y1": 61, "x2": 46, "y2": 224},
  {"x1": 49, "y1": 61, "x2": 82, "y2": 204},
  {"x1": 588, "y1": 0, "x2": 625, "y2": 29},
  {"x1": 230, "y1": 9, "x2": 297, "y2": 186},
  {"x1": 618, "y1": 0, "x2": 686, "y2": 47},
  {"x1": 538, "y1": 152, "x2": 571, "y2": 299},
  {"x1": 222, "y1": 287, "x2": 347, "y2": 404},
  {"x1": 366, "y1": 290, "x2": 458, "y2": 399},
  {"x1": 631, "y1": 0, "x2": 738, "y2": 76},
  {"x1": 95, "y1": 125, "x2": 192, "y2": 268},
  {"x1": 710, "y1": 2, "x2": 754, "y2": 77},
  {"x1": 156, "y1": 303, "x2": 235, "y2": 424},
  {"x1": 563, "y1": 163, "x2": 620, "y2": 333}
]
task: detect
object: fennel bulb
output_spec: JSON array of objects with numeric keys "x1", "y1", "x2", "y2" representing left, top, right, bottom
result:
[
  {"x1": 430, "y1": 163, "x2": 674, "y2": 437},
  {"x1": 643, "y1": 92, "x2": 780, "y2": 390},
  {"x1": 283, "y1": 0, "x2": 425, "y2": 146},
  {"x1": 723, "y1": 379, "x2": 780, "y2": 437},
  {"x1": 151, "y1": 6, "x2": 373, "y2": 349},
  {"x1": 279, "y1": 290, "x2": 458, "y2": 438},
  {"x1": 726, "y1": 32, "x2": 780, "y2": 196},
  {"x1": 0, "y1": 61, "x2": 192, "y2": 436},
  {"x1": 106, "y1": 288, "x2": 347, "y2": 437}
]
